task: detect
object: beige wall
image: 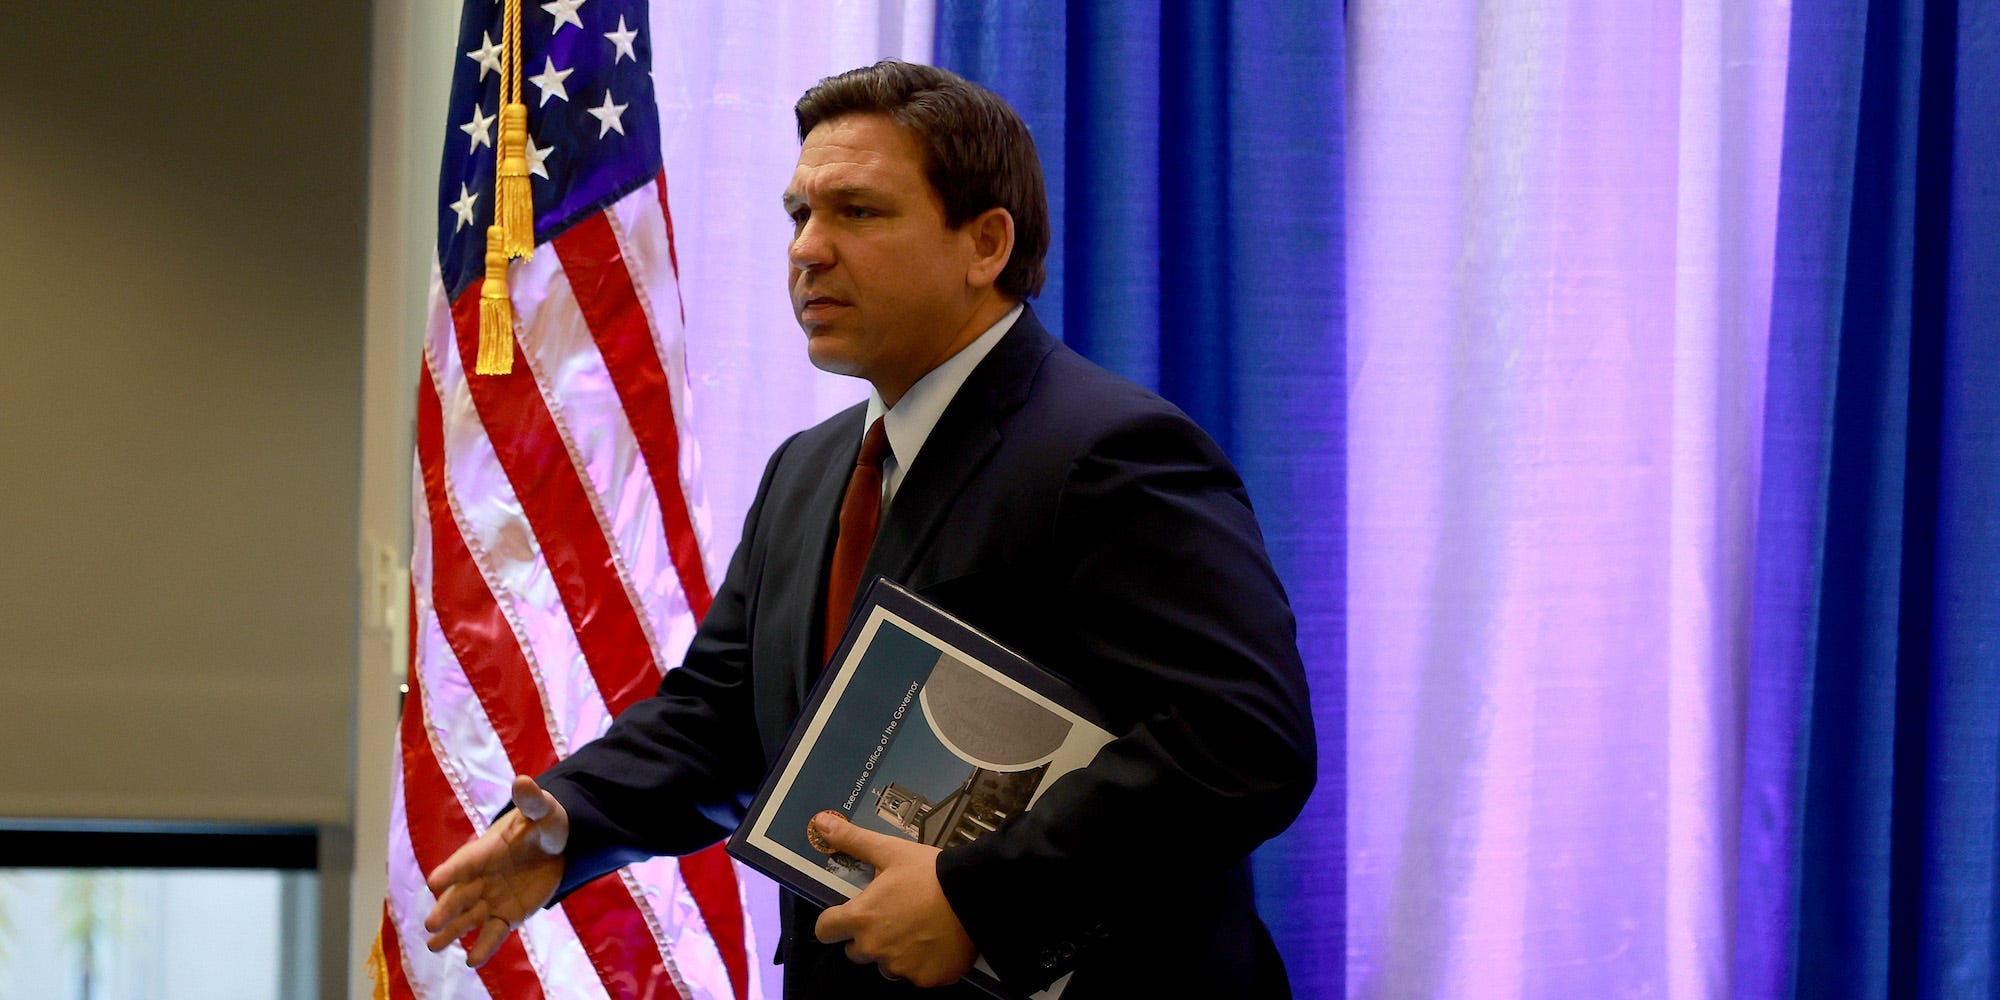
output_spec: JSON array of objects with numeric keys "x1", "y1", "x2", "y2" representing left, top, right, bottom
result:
[
  {"x1": 0, "y1": 0, "x2": 488, "y2": 993},
  {"x1": 0, "y1": 0, "x2": 367, "y2": 823},
  {"x1": 0, "y1": 2, "x2": 370, "y2": 992}
]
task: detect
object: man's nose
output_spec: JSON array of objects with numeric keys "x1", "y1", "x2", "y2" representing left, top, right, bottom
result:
[{"x1": 789, "y1": 218, "x2": 831, "y2": 271}]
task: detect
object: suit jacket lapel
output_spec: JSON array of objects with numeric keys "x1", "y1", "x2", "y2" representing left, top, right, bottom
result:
[
  {"x1": 789, "y1": 405, "x2": 867, "y2": 708},
  {"x1": 863, "y1": 309, "x2": 1055, "y2": 590}
]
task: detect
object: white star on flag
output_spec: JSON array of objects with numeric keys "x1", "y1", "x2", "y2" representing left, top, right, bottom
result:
[
  {"x1": 460, "y1": 104, "x2": 496, "y2": 150},
  {"x1": 529, "y1": 57, "x2": 573, "y2": 106},
  {"x1": 449, "y1": 183, "x2": 478, "y2": 230},
  {"x1": 465, "y1": 31, "x2": 503, "y2": 79},
  {"x1": 587, "y1": 91, "x2": 629, "y2": 138},
  {"x1": 604, "y1": 16, "x2": 639, "y2": 63},
  {"x1": 526, "y1": 135, "x2": 554, "y2": 178},
  {"x1": 542, "y1": 0, "x2": 586, "y2": 34}
]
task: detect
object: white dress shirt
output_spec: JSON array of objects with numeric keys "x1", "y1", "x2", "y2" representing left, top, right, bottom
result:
[{"x1": 862, "y1": 303, "x2": 1024, "y2": 510}]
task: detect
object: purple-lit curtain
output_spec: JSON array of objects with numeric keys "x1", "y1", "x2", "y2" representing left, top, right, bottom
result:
[
  {"x1": 1735, "y1": 1, "x2": 2000, "y2": 996},
  {"x1": 1346, "y1": 3, "x2": 1788, "y2": 997},
  {"x1": 932, "y1": 2, "x2": 1346, "y2": 995},
  {"x1": 640, "y1": 3, "x2": 2000, "y2": 997}
]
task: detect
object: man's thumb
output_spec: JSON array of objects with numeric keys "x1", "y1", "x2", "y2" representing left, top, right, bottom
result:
[
  {"x1": 811, "y1": 810, "x2": 882, "y2": 860},
  {"x1": 511, "y1": 775, "x2": 569, "y2": 854},
  {"x1": 512, "y1": 775, "x2": 551, "y2": 820}
]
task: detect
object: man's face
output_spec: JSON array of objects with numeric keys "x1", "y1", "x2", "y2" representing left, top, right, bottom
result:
[{"x1": 784, "y1": 113, "x2": 982, "y2": 399}]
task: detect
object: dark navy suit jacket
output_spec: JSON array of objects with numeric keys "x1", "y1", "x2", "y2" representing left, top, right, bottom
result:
[{"x1": 538, "y1": 307, "x2": 1316, "y2": 999}]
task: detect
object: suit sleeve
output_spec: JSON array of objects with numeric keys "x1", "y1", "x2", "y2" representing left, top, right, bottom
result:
[
  {"x1": 536, "y1": 434, "x2": 796, "y2": 897},
  {"x1": 933, "y1": 409, "x2": 1317, "y2": 989}
]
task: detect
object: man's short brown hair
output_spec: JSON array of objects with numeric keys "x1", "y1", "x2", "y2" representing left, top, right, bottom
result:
[{"x1": 796, "y1": 60, "x2": 1050, "y2": 300}]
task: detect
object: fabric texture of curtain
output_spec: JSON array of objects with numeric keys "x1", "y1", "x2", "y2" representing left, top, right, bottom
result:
[
  {"x1": 632, "y1": 3, "x2": 2000, "y2": 996},
  {"x1": 1345, "y1": 2, "x2": 1788, "y2": 996},
  {"x1": 1736, "y1": 1, "x2": 2000, "y2": 996}
]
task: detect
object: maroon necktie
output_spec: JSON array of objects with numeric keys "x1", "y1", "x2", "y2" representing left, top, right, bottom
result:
[{"x1": 824, "y1": 417, "x2": 891, "y2": 662}]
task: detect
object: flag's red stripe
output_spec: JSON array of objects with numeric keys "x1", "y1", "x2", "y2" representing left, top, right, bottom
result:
[
  {"x1": 446, "y1": 288, "x2": 666, "y2": 715},
  {"x1": 679, "y1": 846, "x2": 752, "y2": 1000},
  {"x1": 417, "y1": 386, "x2": 562, "y2": 771},
  {"x1": 654, "y1": 172, "x2": 688, "y2": 328},
  {"x1": 564, "y1": 875, "x2": 688, "y2": 1000},
  {"x1": 549, "y1": 210, "x2": 749, "y2": 998},
  {"x1": 386, "y1": 588, "x2": 420, "y2": 1000},
  {"x1": 397, "y1": 617, "x2": 549, "y2": 1000},
  {"x1": 422, "y1": 358, "x2": 685, "y2": 1000},
  {"x1": 379, "y1": 902, "x2": 417, "y2": 1000},
  {"x1": 553, "y1": 210, "x2": 714, "y2": 633}
]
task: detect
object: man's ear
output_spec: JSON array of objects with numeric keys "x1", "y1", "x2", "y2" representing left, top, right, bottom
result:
[{"x1": 964, "y1": 207, "x2": 1015, "y2": 290}]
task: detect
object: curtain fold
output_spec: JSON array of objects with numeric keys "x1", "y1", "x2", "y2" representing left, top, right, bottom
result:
[
  {"x1": 1345, "y1": 2, "x2": 1788, "y2": 996},
  {"x1": 933, "y1": 3, "x2": 1347, "y2": 995},
  {"x1": 1737, "y1": 1, "x2": 2000, "y2": 996}
]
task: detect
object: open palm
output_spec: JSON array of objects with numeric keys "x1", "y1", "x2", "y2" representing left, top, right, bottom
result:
[{"x1": 422, "y1": 775, "x2": 570, "y2": 967}]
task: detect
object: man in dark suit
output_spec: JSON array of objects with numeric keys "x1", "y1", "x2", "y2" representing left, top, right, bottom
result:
[{"x1": 423, "y1": 60, "x2": 1315, "y2": 998}]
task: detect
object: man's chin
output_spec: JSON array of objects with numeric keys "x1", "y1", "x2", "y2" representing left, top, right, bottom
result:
[{"x1": 803, "y1": 337, "x2": 865, "y2": 380}]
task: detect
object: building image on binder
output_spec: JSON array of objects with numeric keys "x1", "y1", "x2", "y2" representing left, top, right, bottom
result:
[
  {"x1": 734, "y1": 583, "x2": 1116, "y2": 922},
  {"x1": 873, "y1": 764, "x2": 1053, "y2": 849},
  {"x1": 841, "y1": 651, "x2": 1076, "y2": 867}
]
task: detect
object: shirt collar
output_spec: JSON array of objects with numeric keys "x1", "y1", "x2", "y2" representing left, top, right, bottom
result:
[{"x1": 864, "y1": 302, "x2": 1024, "y2": 501}]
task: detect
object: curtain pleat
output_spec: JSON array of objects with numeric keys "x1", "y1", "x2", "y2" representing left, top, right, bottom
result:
[{"x1": 1738, "y1": 1, "x2": 2000, "y2": 997}]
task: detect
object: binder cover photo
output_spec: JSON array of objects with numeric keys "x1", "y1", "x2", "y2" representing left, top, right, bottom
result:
[{"x1": 728, "y1": 579, "x2": 1113, "y2": 998}]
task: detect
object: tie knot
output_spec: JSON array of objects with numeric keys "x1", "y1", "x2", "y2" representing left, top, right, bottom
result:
[{"x1": 857, "y1": 417, "x2": 891, "y2": 470}]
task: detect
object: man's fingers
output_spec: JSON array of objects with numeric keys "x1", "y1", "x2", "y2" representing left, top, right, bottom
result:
[
  {"x1": 425, "y1": 843, "x2": 479, "y2": 896},
  {"x1": 466, "y1": 916, "x2": 512, "y2": 968},
  {"x1": 810, "y1": 811, "x2": 895, "y2": 863},
  {"x1": 424, "y1": 894, "x2": 488, "y2": 953},
  {"x1": 425, "y1": 877, "x2": 485, "y2": 932},
  {"x1": 814, "y1": 901, "x2": 857, "y2": 944}
]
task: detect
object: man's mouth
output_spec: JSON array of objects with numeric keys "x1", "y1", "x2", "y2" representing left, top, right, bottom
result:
[{"x1": 798, "y1": 295, "x2": 849, "y2": 318}]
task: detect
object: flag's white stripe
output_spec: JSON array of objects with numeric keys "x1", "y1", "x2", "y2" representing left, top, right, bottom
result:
[
  {"x1": 425, "y1": 277, "x2": 611, "y2": 756},
  {"x1": 500, "y1": 240, "x2": 720, "y2": 992},
  {"x1": 598, "y1": 184, "x2": 753, "y2": 1000},
  {"x1": 506, "y1": 226, "x2": 719, "y2": 995},
  {"x1": 409, "y1": 437, "x2": 507, "y2": 825},
  {"x1": 396, "y1": 454, "x2": 466, "y2": 1000},
  {"x1": 508, "y1": 240, "x2": 697, "y2": 689},
  {"x1": 410, "y1": 404, "x2": 630, "y2": 1000},
  {"x1": 420, "y1": 260, "x2": 718, "y2": 999},
  {"x1": 604, "y1": 182, "x2": 717, "y2": 585},
  {"x1": 625, "y1": 855, "x2": 753, "y2": 1000},
  {"x1": 387, "y1": 760, "x2": 483, "y2": 1000},
  {"x1": 415, "y1": 616, "x2": 513, "y2": 820},
  {"x1": 416, "y1": 603, "x2": 614, "y2": 1000},
  {"x1": 620, "y1": 864, "x2": 703, "y2": 1000}
]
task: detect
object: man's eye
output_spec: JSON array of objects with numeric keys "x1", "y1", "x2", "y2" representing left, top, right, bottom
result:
[{"x1": 846, "y1": 206, "x2": 875, "y2": 219}]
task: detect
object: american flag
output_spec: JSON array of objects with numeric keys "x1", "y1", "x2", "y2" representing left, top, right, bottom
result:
[{"x1": 374, "y1": 0, "x2": 756, "y2": 997}]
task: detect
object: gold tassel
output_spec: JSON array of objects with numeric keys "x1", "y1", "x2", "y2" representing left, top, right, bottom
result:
[
  {"x1": 496, "y1": 103, "x2": 534, "y2": 258},
  {"x1": 477, "y1": 226, "x2": 515, "y2": 375},
  {"x1": 474, "y1": 0, "x2": 526, "y2": 377},
  {"x1": 366, "y1": 929, "x2": 391, "y2": 1000}
]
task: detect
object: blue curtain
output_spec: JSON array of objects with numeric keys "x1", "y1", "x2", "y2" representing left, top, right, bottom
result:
[
  {"x1": 1738, "y1": 1, "x2": 2000, "y2": 997},
  {"x1": 933, "y1": 3, "x2": 1346, "y2": 995}
]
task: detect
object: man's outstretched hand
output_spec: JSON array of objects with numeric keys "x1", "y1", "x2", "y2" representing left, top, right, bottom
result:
[
  {"x1": 811, "y1": 811, "x2": 978, "y2": 986},
  {"x1": 423, "y1": 775, "x2": 570, "y2": 967}
]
